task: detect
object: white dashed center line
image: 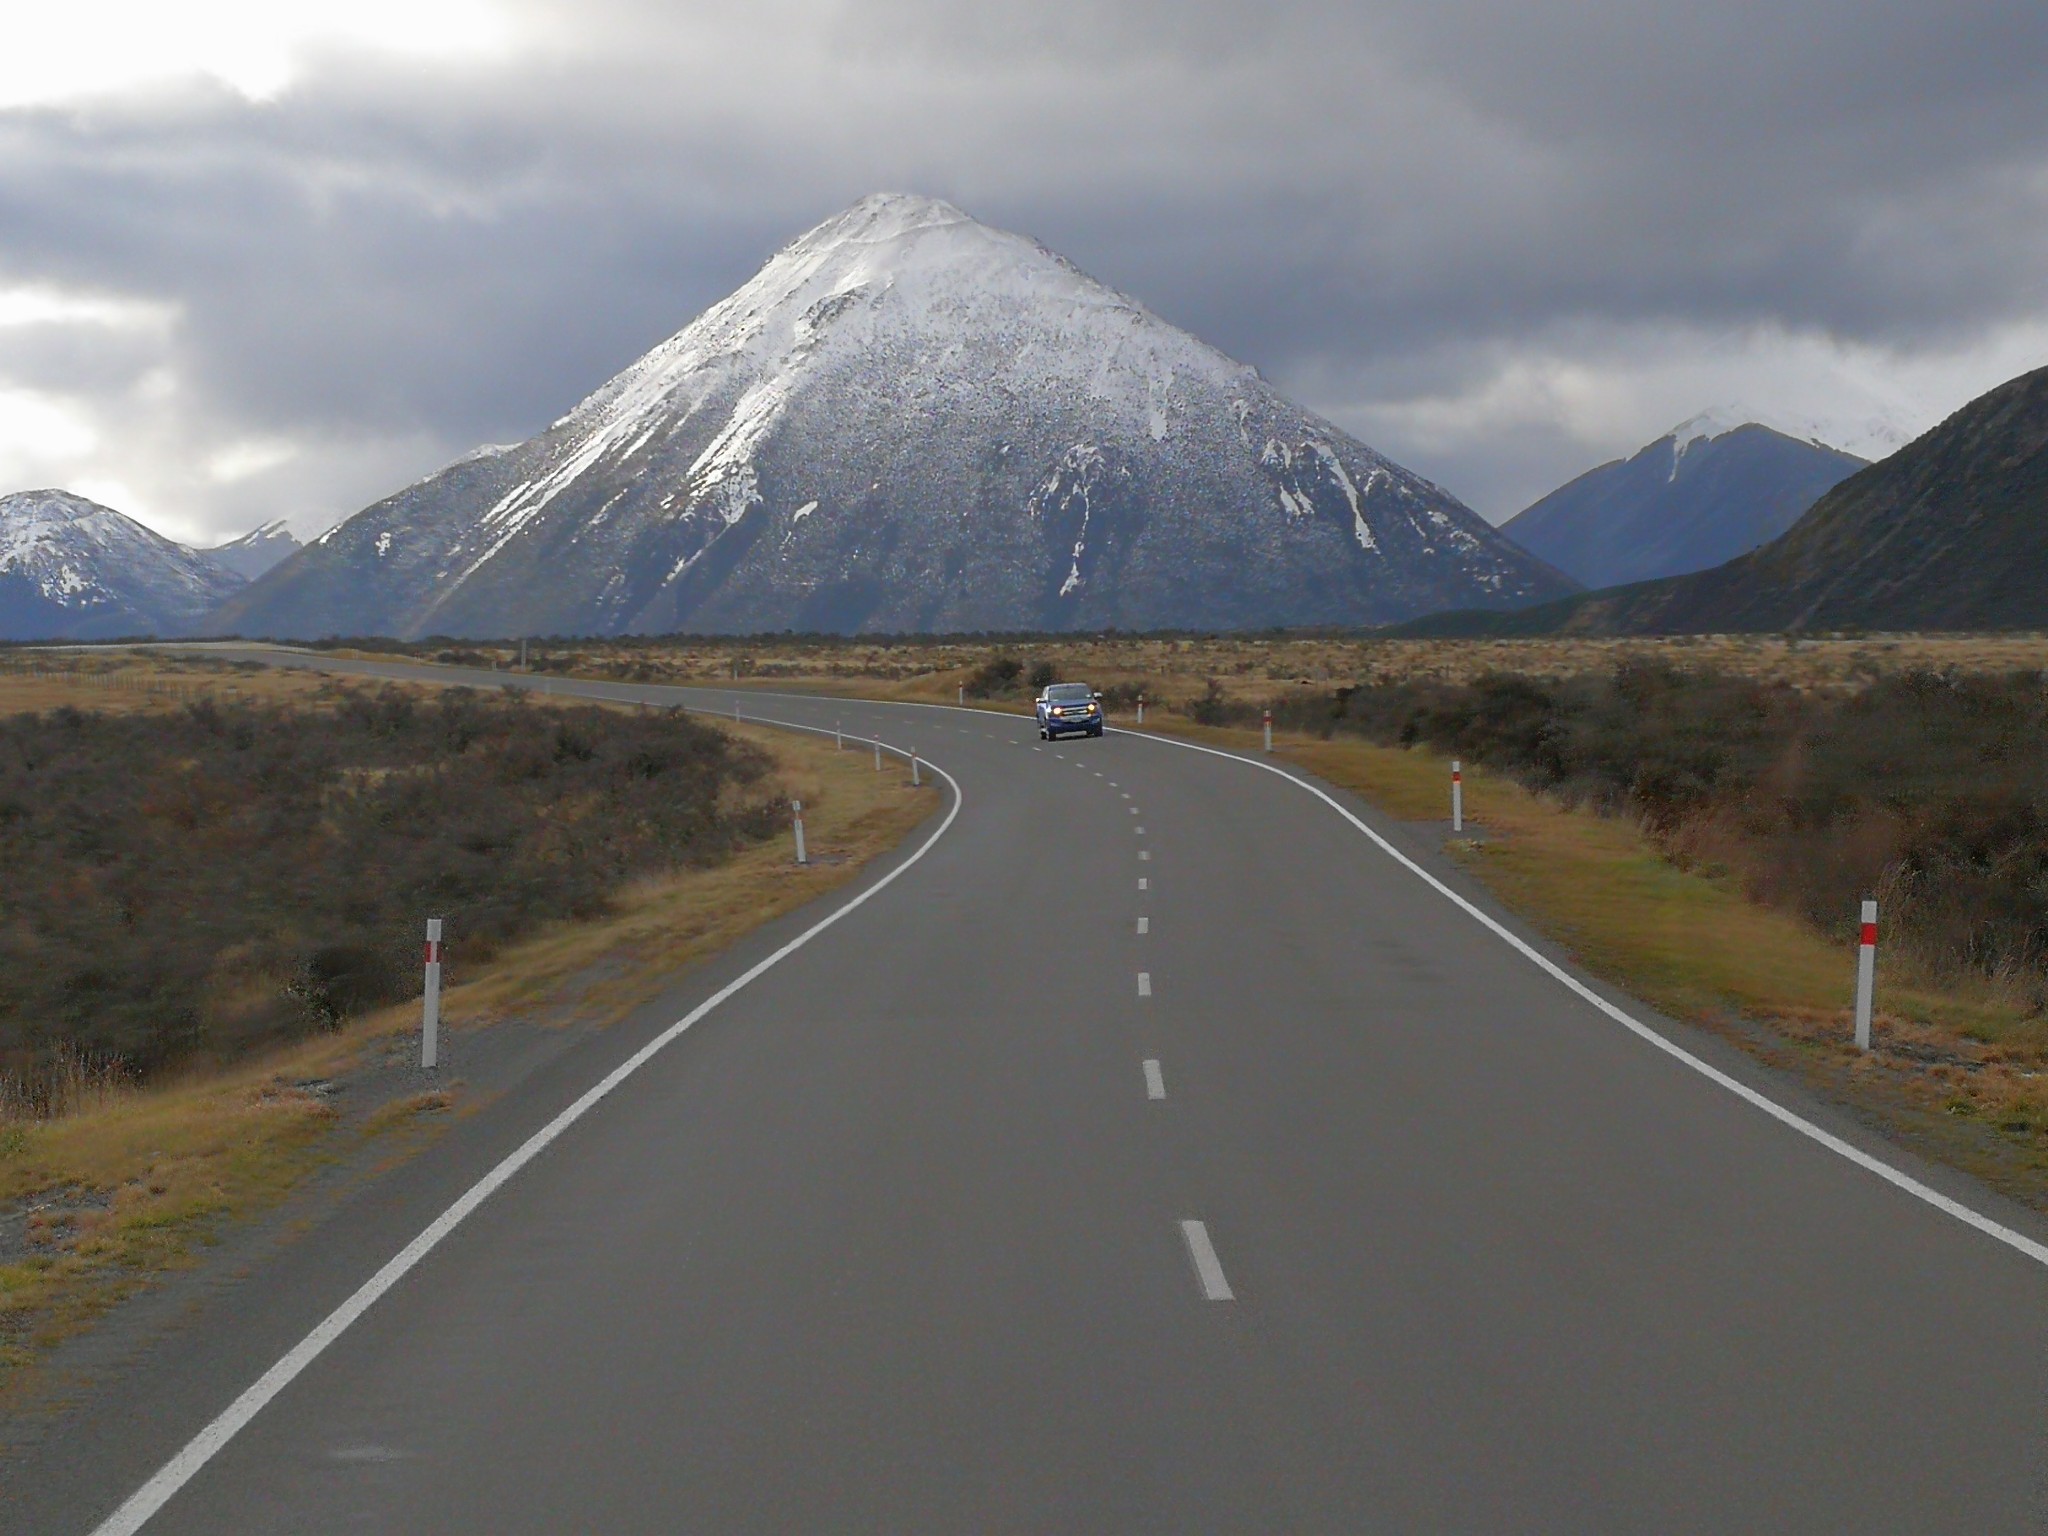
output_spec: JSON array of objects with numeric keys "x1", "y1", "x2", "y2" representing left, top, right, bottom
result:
[
  {"x1": 1138, "y1": 877, "x2": 1149, "y2": 890},
  {"x1": 1139, "y1": 850, "x2": 1150, "y2": 860},
  {"x1": 1180, "y1": 1221, "x2": 1234, "y2": 1301},
  {"x1": 1136, "y1": 916, "x2": 1149, "y2": 934},
  {"x1": 1143, "y1": 1059, "x2": 1166, "y2": 1100},
  {"x1": 1137, "y1": 972, "x2": 1152, "y2": 997}
]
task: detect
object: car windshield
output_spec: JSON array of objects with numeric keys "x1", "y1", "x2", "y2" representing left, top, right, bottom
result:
[{"x1": 1046, "y1": 684, "x2": 1093, "y2": 702}]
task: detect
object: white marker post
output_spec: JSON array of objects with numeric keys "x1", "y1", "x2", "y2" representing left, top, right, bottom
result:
[
  {"x1": 873, "y1": 741, "x2": 882, "y2": 771},
  {"x1": 835, "y1": 719, "x2": 843, "y2": 750},
  {"x1": 421, "y1": 918, "x2": 444, "y2": 1071},
  {"x1": 911, "y1": 750, "x2": 922, "y2": 787},
  {"x1": 792, "y1": 800, "x2": 808, "y2": 866},
  {"x1": 1854, "y1": 899, "x2": 1878, "y2": 1051},
  {"x1": 733, "y1": 697, "x2": 740, "y2": 721},
  {"x1": 1136, "y1": 693, "x2": 1145, "y2": 726},
  {"x1": 1263, "y1": 708, "x2": 1273, "y2": 753},
  {"x1": 1452, "y1": 760, "x2": 1464, "y2": 833},
  {"x1": 958, "y1": 683, "x2": 965, "y2": 705}
]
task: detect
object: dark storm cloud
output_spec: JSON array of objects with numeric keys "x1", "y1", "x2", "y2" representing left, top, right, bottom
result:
[{"x1": 1, "y1": 0, "x2": 2044, "y2": 537}]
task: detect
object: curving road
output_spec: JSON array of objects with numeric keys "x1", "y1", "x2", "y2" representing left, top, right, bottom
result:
[{"x1": 14, "y1": 655, "x2": 2048, "y2": 1532}]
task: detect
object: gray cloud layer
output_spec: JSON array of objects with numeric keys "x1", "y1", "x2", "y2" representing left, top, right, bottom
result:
[{"x1": 2, "y1": 0, "x2": 2044, "y2": 540}]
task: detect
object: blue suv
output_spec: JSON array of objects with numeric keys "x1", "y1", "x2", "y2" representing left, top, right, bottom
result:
[{"x1": 1036, "y1": 682, "x2": 1104, "y2": 740}]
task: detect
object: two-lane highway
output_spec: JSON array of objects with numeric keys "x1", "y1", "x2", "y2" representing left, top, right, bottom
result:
[{"x1": 18, "y1": 657, "x2": 2048, "y2": 1532}]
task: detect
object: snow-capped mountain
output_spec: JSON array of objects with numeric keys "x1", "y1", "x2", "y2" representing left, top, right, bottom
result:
[
  {"x1": 0, "y1": 489, "x2": 245, "y2": 640},
  {"x1": 199, "y1": 519, "x2": 302, "y2": 582},
  {"x1": 1500, "y1": 415, "x2": 1867, "y2": 589},
  {"x1": 210, "y1": 194, "x2": 1575, "y2": 639}
]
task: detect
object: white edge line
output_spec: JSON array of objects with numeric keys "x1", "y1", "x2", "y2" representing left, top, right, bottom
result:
[
  {"x1": 89, "y1": 715, "x2": 963, "y2": 1536},
  {"x1": 1181, "y1": 1219, "x2": 1234, "y2": 1300},
  {"x1": 1115, "y1": 726, "x2": 2048, "y2": 1271}
]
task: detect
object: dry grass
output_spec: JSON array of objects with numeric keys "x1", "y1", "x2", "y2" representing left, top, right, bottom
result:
[
  {"x1": 447, "y1": 631, "x2": 2048, "y2": 711},
  {"x1": 0, "y1": 651, "x2": 358, "y2": 715},
  {"x1": 0, "y1": 679, "x2": 936, "y2": 1394}
]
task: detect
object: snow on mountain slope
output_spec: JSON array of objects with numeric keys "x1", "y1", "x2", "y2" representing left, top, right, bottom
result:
[
  {"x1": 0, "y1": 489, "x2": 245, "y2": 639},
  {"x1": 211, "y1": 194, "x2": 1577, "y2": 639}
]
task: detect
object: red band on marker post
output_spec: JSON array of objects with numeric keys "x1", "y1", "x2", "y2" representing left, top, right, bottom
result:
[
  {"x1": 1853, "y1": 898, "x2": 1877, "y2": 1051},
  {"x1": 423, "y1": 940, "x2": 441, "y2": 964}
]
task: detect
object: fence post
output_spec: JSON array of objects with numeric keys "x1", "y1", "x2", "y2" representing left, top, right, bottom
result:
[
  {"x1": 1263, "y1": 708, "x2": 1273, "y2": 753},
  {"x1": 1452, "y1": 760, "x2": 1464, "y2": 833},
  {"x1": 793, "y1": 800, "x2": 808, "y2": 866},
  {"x1": 422, "y1": 918, "x2": 444, "y2": 1070},
  {"x1": 1854, "y1": 899, "x2": 1877, "y2": 1051}
]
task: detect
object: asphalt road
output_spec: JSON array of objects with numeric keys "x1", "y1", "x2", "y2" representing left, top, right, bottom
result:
[{"x1": 16, "y1": 656, "x2": 2048, "y2": 1532}]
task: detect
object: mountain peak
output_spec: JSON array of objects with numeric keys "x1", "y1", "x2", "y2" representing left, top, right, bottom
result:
[
  {"x1": 209, "y1": 198, "x2": 1575, "y2": 638},
  {"x1": 0, "y1": 488, "x2": 241, "y2": 638},
  {"x1": 202, "y1": 517, "x2": 302, "y2": 581},
  {"x1": 1665, "y1": 407, "x2": 1759, "y2": 448},
  {"x1": 793, "y1": 193, "x2": 975, "y2": 252},
  {"x1": 1504, "y1": 415, "x2": 1868, "y2": 589}
]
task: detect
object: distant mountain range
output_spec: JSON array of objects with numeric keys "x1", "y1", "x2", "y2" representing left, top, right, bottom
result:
[
  {"x1": 0, "y1": 490, "x2": 246, "y2": 640},
  {"x1": 1501, "y1": 414, "x2": 1866, "y2": 588},
  {"x1": 208, "y1": 193, "x2": 1575, "y2": 639},
  {"x1": 199, "y1": 519, "x2": 301, "y2": 582},
  {"x1": 1395, "y1": 363, "x2": 2048, "y2": 637}
]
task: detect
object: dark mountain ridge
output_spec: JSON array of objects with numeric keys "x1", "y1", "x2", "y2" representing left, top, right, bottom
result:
[
  {"x1": 1393, "y1": 364, "x2": 2048, "y2": 637},
  {"x1": 1501, "y1": 416, "x2": 1865, "y2": 589}
]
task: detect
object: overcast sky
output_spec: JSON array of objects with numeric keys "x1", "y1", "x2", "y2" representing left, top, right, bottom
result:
[{"x1": 2, "y1": 0, "x2": 2044, "y2": 544}]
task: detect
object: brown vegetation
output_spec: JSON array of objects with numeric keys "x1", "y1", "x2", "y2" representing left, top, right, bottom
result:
[{"x1": 0, "y1": 682, "x2": 782, "y2": 1102}]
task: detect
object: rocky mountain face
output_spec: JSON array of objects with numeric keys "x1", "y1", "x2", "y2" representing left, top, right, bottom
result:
[
  {"x1": 1393, "y1": 364, "x2": 2048, "y2": 637},
  {"x1": 199, "y1": 519, "x2": 302, "y2": 582},
  {"x1": 0, "y1": 490, "x2": 245, "y2": 640},
  {"x1": 209, "y1": 194, "x2": 1576, "y2": 640},
  {"x1": 1501, "y1": 415, "x2": 1866, "y2": 588}
]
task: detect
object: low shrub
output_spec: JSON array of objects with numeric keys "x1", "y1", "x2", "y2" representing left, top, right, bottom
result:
[
  {"x1": 963, "y1": 655, "x2": 1024, "y2": 698},
  {"x1": 1237, "y1": 663, "x2": 2048, "y2": 997},
  {"x1": 0, "y1": 687, "x2": 779, "y2": 1093}
]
